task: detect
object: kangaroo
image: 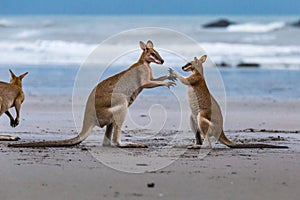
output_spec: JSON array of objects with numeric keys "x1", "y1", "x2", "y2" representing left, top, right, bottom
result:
[
  {"x1": 0, "y1": 70, "x2": 28, "y2": 141},
  {"x1": 169, "y1": 55, "x2": 288, "y2": 149},
  {"x1": 9, "y1": 40, "x2": 176, "y2": 148}
]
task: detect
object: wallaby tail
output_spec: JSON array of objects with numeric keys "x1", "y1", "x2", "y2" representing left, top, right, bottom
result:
[
  {"x1": 8, "y1": 135, "x2": 83, "y2": 147},
  {"x1": 226, "y1": 143, "x2": 288, "y2": 149},
  {"x1": 219, "y1": 130, "x2": 288, "y2": 149},
  {"x1": 8, "y1": 122, "x2": 94, "y2": 148}
]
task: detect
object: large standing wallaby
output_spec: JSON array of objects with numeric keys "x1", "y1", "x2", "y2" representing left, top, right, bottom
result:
[
  {"x1": 9, "y1": 40, "x2": 175, "y2": 148},
  {"x1": 169, "y1": 55, "x2": 288, "y2": 149},
  {"x1": 0, "y1": 70, "x2": 28, "y2": 141}
]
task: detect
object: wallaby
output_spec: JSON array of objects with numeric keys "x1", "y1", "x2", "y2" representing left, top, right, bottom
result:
[
  {"x1": 0, "y1": 70, "x2": 28, "y2": 141},
  {"x1": 169, "y1": 55, "x2": 288, "y2": 149},
  {"x1": 9, "y1": 40, "x2": 175, "y2": 148}
]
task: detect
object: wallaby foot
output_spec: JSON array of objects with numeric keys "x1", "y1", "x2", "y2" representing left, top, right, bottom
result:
[
  {"x1": 187, "y1": 144, "x2": 201, "y2": 149},
  {"x1": 116, "y1": 142, "x2": 148, "y2": 148},
  {"x1": 187, "y1": 144, "x2": 212, "y2": 149},
  {"x1": 102, "y1": 140, "x2": 112, "y2": 147},
  {"x1": 10, "y1": 119, "x2": 19, "y2": 128},
  {"x1": 0, "y1": 135, "x2": 20, "y2": 141}
]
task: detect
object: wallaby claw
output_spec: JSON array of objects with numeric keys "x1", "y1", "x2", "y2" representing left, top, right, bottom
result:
[
  {"x1": 168, "y1": 76, "x2": 177, "y2": 82},
  {"x1": 168, "y1": 68, "x2": 178, "y2": 81},
  {"x1": 168, "y1": 68, "x2": 174, "y2": 74},
  {"x1": 166, "y1": 81, "x2": 176, "y2": 88}
]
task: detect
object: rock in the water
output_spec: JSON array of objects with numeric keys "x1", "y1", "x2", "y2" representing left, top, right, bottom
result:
[
  {"x1": 217, "y1": 62, "x2": 230, "y2": 67},
  {"x1": 237, "y1": 62, "x2": 260, "y2": 68},
  {"x1": 203, "y1": 19, "x2": 235, "y2": 28},
  {"x1": 291, "y1": 19, "x2": 300, "y2": 27}
]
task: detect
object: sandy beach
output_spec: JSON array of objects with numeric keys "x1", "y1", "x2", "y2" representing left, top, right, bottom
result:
[{"x1": 0, "y1": 94, "x2": 299, "y2": 200}]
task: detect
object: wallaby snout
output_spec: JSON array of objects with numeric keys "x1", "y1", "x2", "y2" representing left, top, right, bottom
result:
[{"x1": 181, "y1": 63, "x2": 192, "y2": 72}]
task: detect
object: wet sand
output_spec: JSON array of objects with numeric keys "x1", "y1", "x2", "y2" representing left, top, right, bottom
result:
[{"x1": 0, "y1": 95, "x2": 299, "y2": 200}]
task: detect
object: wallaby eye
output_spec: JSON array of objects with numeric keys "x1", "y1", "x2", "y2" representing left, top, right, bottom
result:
[{"x1": 150, "y1": 53, "x2": 156, "y2": 57}]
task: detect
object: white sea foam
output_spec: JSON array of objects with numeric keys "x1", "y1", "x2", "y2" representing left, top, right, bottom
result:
[
  {"x1": 0, "y1": 40, "x2": 96, "y2": 65},
  {"x1": 200, "y1": 42, "x2": 300, "y2": 67},
  {"x1": 0, "y1": 40, "x2": 300, "y2": 69},
  {"x1": 227, "y1": 22, "x2": 285, "y2": 33},
  {"x1": 201, "y1": 42, "x2": 300, "y2": 57},
  {"x1": 13, "y1": 30, "x2": 42, "y2": 39},
  {"x1": 0, "y1": 19, "x2": 14, "y2": 27}
]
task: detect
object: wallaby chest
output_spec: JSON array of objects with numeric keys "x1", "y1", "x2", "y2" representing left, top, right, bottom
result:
[
  {"x1": 187, "y1": 76, "x2": 211, "y2": 115},
  {"x1": 96, "y1": 63, "x2": 151, "y2": 104}
]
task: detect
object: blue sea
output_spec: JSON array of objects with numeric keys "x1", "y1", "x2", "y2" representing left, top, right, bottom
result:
[{"x1": 0, "y1": 15, "x2": 300, "y2": 99}]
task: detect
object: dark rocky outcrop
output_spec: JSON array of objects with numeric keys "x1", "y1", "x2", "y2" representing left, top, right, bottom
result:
[
  {"x1": 237, "y1": 62, "x2": 260, "y2": 68},
  {"x1": 217, "y1": 62, "x2": 230, "y2": 67},
  {"x1": 291, "y1": 19, "x2": 300, "y2": 27},
  {"x1": 203, "y1": 19, "x2": 235, "y2": 28}
]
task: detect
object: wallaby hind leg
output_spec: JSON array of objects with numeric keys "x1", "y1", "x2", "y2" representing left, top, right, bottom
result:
[
  {"x1": 13, "y1": 98, "x2": 22, "y2": 127},
  {"x1": 187, "y1": 115, "x2": 203, "y2": 149},
  {"x1": 0, "y1": 99, "x2": 20, "y2": 141},
  {"x1": 102, "y1": 123, "x2": 113, "y2": 146},
  {"x1": 190, "y1": 115, "x2": 202, "y2": 145},
  {"x1": 112, "y1": 117, "x2": 147, "y2": 148},
  {"x1": 112, "y1": 122, "x2": 147, "y2": 148},
  {"x1": 5, "y1": 111, "x2": 16, "y2": 127},
  {"x1": 199, "y1": 116, "x2": 212, "y2": 148},
  {"x1": 110, "y1": 97, "x2": 147, "y2": 148}
]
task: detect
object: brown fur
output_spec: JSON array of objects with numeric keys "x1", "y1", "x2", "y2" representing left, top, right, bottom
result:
[
  {"x1": 170, "y1": 55, "x2": 288, "y2": 149},
  {"x1": 0, "y1": 70, "x2": 28, "y2": 141},
  {"x1": 9, "y1": 40, "x2": 176, "y2": 148}
]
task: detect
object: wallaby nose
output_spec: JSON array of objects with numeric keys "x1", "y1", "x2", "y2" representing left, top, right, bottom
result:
[
  {"x1": 161, "y1": 59, "x2": 164, "y2": 64},
  {"x1": 182, "y1": 66, "x2": 185, "y2": 70}
]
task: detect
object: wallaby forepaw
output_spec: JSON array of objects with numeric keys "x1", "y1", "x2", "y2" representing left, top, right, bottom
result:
[
  {"x1": 168, "y1": 68, "x2": 175, "y2": 75},
  {"x1": 166, "y1": 81, "x2": 176, "y2": 88},
  {"x1": 167, "y1": 74, "x2": 177, "y2": 82}
]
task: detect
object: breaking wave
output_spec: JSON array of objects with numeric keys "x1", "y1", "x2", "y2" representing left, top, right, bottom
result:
[
  {"x1": 0, "y1": 39, "x2": 300, "y2": 69},
  {"x1": 227, "y1": 22, "x2": 286, "y2": 33}
]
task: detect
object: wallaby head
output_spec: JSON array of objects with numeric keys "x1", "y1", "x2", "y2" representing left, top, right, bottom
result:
[
  {"x1": 182, "y1": 55, "x2": 207, "y2": 76},
  {"x1": 9, "y1": 69, "x2": 28, "y2": 87},
  {"x1": 139, "y1": 40, "x2": 164, "y2": 64}
]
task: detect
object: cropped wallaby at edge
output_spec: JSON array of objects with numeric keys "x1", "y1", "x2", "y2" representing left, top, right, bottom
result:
[
  {"x1": 0, "y1": 70, "x2": 28, "y2": 141},
  {"x1": 169, "y1": 55, "x2": 288, "y2": 149},
  {"x1": 9, "y1": 40, "x2": 175, "y2": 148}
]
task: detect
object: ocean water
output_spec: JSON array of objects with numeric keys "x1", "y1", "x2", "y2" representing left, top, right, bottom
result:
[{"x1": 0, "y1": 15, "x2": 299, "y2": 99}]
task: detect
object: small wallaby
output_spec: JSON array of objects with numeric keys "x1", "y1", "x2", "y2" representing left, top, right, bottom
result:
[
  {"x1": 169, "y1": 55, "x2": 288, "y2": 149},
  {"x1": 0, "y1": 70, "x2": 28, "y2": 141},
  {"x1": 9, "y1": 40, "x2": 175, "y2": 148}
]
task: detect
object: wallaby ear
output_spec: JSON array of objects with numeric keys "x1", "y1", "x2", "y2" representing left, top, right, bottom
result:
[
  {"x1": 9, "y1": 69, "x2": 16, "y2": 79},
  {"x1": 146, "y1": 40, "x2": 153, "y2": 48},
  {"x1": 19, "y1": 72, "x2": 28, "y2": 79},
  {"x1": 194, "y1": 57, "x2": 198, "y2": 63},
  {"x1": 139, "y1": 41, "x2": 146, "y2": 51},
  {"x1": 199, "y1": 55, "x2": 207, "y2": 63}
]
